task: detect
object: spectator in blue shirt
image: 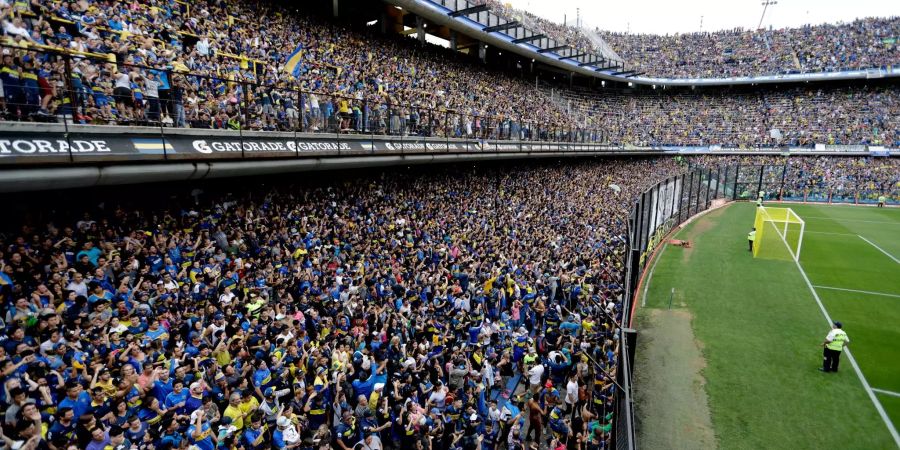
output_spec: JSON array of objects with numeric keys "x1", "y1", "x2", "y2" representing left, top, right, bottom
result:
[{"x1": 58, "y1": 381, "x2": 92, "y2": 419}]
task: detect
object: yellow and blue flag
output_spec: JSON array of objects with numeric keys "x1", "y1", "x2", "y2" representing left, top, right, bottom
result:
[
  {"x1": 284, "y1": 44, "x2": 304, "y2": 77},
  {"x1": 0, "y1": 272, "x2": 12, "y2": 301},
  {"x1": 131, "y1": 138, "x2": 173, "y2": 154}
]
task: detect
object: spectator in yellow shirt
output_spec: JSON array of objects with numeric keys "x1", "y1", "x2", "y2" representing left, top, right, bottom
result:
[{"x1": 223, "y1": 394, "x2": 245, "y2": 430}]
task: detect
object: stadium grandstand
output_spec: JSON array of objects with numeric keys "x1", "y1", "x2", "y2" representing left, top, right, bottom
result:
[
  {"x1": 0, "y1": 0, "x2": 898, "y2": 450},
  {"x1": 599, "y1": 17, "x2": 900, "y2": 79}
]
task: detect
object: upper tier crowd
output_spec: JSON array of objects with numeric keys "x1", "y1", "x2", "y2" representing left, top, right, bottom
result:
[
  {"x1": 0, "y1": 158, "x2": 684, "y2": 450},
  {"x1": 601, "y1": 17, "x2": 900, "y2": 79},
  {"x1": 472, "y1": 0, "x2": 898, "y2": 79},
  {"x1": 0, "y1": 0, "x2": 573, "y2": 135},
  {"x1": 555, "y1": 85, "x2": 900, "y2": 148},
  {"x1": 0, "y1": 0, "x2": 897, "y2": 145},
  {"x1": 469, "y1": 0, "x2": 596, "y2": 55}
]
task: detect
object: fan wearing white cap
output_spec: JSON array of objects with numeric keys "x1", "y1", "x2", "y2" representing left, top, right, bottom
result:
[{"x1": 273, "y1": 415, "x2": 301, "y2": 449}]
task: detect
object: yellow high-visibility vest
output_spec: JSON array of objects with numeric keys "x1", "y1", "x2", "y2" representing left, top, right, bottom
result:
[{"x1": 827, "y1": 330, "x2": 848, "y2": 352}]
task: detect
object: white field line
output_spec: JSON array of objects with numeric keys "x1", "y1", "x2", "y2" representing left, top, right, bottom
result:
[
  {"x1": 873, "y1": 388, "x2": 900, "y2": 399},
  {"x1": 793, "y1": 262, "x2": 900, "y2": 446},
  {"x1": 802, "y1": 216, "x2": 900, "y2": 225},
  {"x1": 772, "y1": 227, "x2": 900, "y2": 446},
  {"x1": 805, "y1": 231, "x2": 856, "y2": 236},
  {"x1": 858, "y1": 235, "x2": 900, "y2": 264},
  {"x1": 812, "y1": 285, "x2": 900, "y2": 299}
]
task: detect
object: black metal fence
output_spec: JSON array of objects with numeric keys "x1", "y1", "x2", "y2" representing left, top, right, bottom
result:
[
  {"x1": 726, "y1": 163, "x2": 900, "y2": 206},
  {"x1": 0, "y1": 43, "x2": 610, "y2": 144},
  {"x1": 617, "y1": 165, "x2": 732, "y2": 449}
]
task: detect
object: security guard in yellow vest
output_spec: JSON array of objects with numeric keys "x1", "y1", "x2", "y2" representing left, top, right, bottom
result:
[
  {"x1": 821, "y1": 321, "x2": 849, "y2": 372},
  {"x1": 748, "y1": 227, "x2": 756, "y2": 252}
]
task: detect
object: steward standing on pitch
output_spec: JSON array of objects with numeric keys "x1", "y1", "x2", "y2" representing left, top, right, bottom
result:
[
  {"x1": 748, "y1": 227, "x2": 756, "y2": 252},
  {"x1": 820, "y1": 321, "x2": 850, "y2": 372}
]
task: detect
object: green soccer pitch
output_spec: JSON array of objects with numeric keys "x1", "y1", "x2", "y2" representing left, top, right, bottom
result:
[{"x1": 636, "y1": 202, "x2": 900, "y2": 449}]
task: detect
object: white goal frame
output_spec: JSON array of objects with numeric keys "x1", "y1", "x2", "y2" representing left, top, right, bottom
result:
[{"x1": 756, "y1": 206, "x2": 806, "y2": 262}]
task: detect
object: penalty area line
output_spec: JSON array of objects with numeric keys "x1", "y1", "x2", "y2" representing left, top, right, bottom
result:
[
  {"x1": 793, "y1": 260, "x2": 900, "y2": 446},
  {"x1": 858, "y1": 235, "x2": 900, "y2": 264},
  {"x1": 802, "y1": 216, "x2": 900, "y2": 225},
  {"x1": 873, "y1": 388, "x2": 900, "y2": 399},
  {"x1": 812, "y1": 285, "x2": 900, "y2": 299}
]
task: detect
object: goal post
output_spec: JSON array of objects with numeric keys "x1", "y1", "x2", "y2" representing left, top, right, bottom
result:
[{"x1": 753, "y1": 206, "x2": 805, "y2": 261}]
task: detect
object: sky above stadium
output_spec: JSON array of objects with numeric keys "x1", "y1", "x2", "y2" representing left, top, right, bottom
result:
[{"x1": 505, "y1": 0, "x2": 899, "y2": 34}]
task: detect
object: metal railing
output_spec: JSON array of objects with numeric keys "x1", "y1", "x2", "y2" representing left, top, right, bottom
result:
[
  {"x1": 719, "y1": 163, "x2": 900, "y2": 206},
  {"x1": 618, "y1": 165, "x2": 730, "y2": 449},
  {"x1": 0, "y1": 43, "x2": 609, "y2": 145}
]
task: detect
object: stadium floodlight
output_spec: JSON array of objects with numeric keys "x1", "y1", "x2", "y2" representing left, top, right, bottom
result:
[
  {"x1": 753, "y1": 206, "x2": 805, "y2": 262},
  {"x1": 758, "y1": 0, "x2": 777, "y2": 29}
]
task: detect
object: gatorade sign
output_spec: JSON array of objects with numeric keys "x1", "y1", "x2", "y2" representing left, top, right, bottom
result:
[{"x1": 0, "y1": 139, "x2": 111, "y2": 154}]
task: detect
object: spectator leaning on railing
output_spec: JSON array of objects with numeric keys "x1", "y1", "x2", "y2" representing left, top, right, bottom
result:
[
  {"x1": 0, "y1": 0, "x2": 897, "y2": 146},
  {"x1": 0, "y1": 0, "x2": 580, "y2": 135}
]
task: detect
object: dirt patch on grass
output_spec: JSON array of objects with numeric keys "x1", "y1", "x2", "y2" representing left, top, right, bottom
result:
[
  {"x1": 677, "y1": 206, "x2": 726, "y2": 264},
  {"x1": 634, "y1": 308, "x2": 717, "y2": 449}
]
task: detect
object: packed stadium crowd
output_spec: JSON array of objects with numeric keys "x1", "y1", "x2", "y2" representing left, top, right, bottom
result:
[
  {"x1": 600, "y1": 17, "x2": 900, "y2": 79},
  {"x1": 1, "y1": 0, "x2": 899, "y2": 449},
  {"x1": 0, "y1": 158, "x2": 690, "y2": 450},
  {"x1": 555, "y1": 85, "x2": 900, "y2": 148},
  {"x1": 468, "y1": 1, "x2": 898, "y2": 78},
  {"x1": 686, "y1": 155, "x2": 900, "y2": 202},
  {"x1": 0, "y1": 0, "x2": 897, "y2": 146},
  {"x1": 0, "y1": 0, "x2": 573, "y2": 136}
]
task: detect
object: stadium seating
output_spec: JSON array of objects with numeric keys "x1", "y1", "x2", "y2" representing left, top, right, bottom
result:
[
  {"x1": 600, "y1": 18, "x2": 900, "y2": 78},
  {"x1": 0, "y1": 0, "x2": 580, "y2": 138},
  {"x1": 0, "y1": 0, "x2": 896, "y2": 147},
  {"x1": 0, "y1": 3, "x2": 898, "y2": 450},
  {"x1": 552, "y1": 85, "x2": 900, "y2": 147},
  {"x1": 469, "y1": 1, "x2": 899, "y2": 78}
]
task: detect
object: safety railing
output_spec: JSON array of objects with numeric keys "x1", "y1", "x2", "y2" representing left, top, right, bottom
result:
[
  {"x1": 619, "y1": 165, "x2": 731, "y2": 449},
  {"x1": 0, "y1": 43, "x2": 609, "y2": 145}
]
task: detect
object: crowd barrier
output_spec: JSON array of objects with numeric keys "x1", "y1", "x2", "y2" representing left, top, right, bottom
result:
[
  {"x1": 0, "y1": 122, "x2": 636, "y2": 165},
  {"x1": 2, "y1": 122, "x2": 897, "y2": 167},
  {"x1": 0, "y1": 43, "x2": 609, "y2": 149}
]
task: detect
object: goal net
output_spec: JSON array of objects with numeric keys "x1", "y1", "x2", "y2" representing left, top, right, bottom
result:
[{"x1": 753, "y1": 206, "x2": 805, "y2": 261}]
